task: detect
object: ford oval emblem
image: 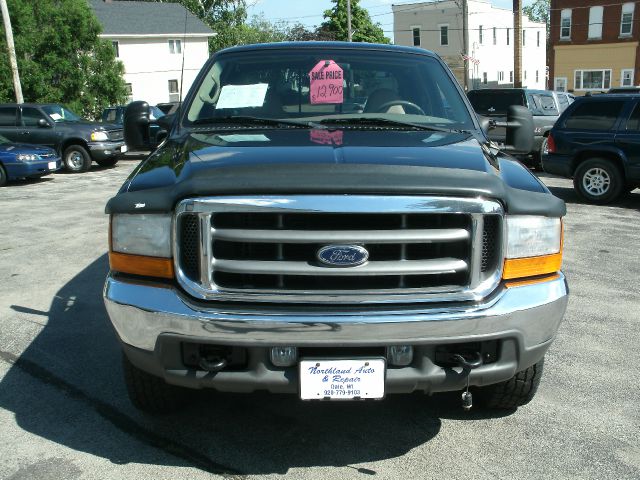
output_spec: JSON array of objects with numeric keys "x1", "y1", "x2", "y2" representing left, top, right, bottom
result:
[{"x1": 317, "y1": 245, "x2": 369, "y2": 267}]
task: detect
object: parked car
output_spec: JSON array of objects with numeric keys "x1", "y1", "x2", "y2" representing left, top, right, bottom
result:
[
  {"x1": 542, "y1": 94, "x2": 640, "y2": 204},
  {"x1": 467, "y1": 88, "x2": 560, "y2": 167},
  {"x1": 102, "y1": 105, "x2": 168, "y2": 148},
  {"x1": 608, "y1": 87, "x2": 640, "y2": 94},
  {"x1": 0, "y1": 103, "x2": 125, "y2": 173},
  {"x1": 553, "y1": 91, "x2": 575, "y2": 113},
  {"x1": 0, "y1": 134, "x2": 60, "y2": 186},
  {"x1": 105, "y1": 42, "x2": 568, "y2": 414}
]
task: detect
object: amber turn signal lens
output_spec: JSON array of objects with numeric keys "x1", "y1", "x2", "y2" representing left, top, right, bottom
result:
[
  {"x1": 109, "y1": 251, "x2": 174, "y2": 279},
  {"x1": 505, "y1": 273, "x2": 561, "y2": 288},
  {"x1": 502, "y1": 252, "x2": 563, "y2": 280}
]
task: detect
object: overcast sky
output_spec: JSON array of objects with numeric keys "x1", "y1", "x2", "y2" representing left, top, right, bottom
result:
[{"x1": 247, "y1": 0, "x2": 535, "y2": 40}]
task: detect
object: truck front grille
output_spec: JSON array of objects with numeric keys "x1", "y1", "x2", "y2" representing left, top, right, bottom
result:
[
  {"x1": 174, "y1": 196, "x2": 504, "y2": 304},
  {"x1": 107, "y1": 129, "x2": 124, "y2": 141}
]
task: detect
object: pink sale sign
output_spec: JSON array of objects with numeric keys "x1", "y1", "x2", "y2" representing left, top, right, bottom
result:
[{"x1": 309, "y1": 60, "x2": 344, "y2": 104}]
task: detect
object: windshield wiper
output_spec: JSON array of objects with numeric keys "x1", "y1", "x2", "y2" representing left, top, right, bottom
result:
[
  {"x1": 318, "y1": 117, "x2": 470, "y2": 133},
  {"x1": 192, "y1": 115, "x2": 324, "y2": 129}
]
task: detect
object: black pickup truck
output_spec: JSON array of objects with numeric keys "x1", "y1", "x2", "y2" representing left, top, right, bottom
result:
[
  {"x1": 0, "y1": 103, "x2": 125, "y2": 172},
  {"x1": 104, "y1": 42, "x2": 568, "y2": 414}
]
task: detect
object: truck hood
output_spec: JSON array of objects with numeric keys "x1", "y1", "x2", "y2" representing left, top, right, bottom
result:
[{"x1": 107, "y1": 128, "x2": 565, "y2": 217}]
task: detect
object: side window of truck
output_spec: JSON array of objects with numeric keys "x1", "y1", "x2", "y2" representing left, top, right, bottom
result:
[
  {"x1": 564, "y1": 100, "x2": 625, "y2": 130},
  {"x1": 623, "y1": 102, "x2": 640, "y2": 131}
]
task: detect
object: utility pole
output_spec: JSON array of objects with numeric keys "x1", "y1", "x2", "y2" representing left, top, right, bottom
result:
[
  {"x1": 462, "y1": 0, "x2": 468, "y2": 91},
  {"x1": 347, "y1": 0, "x2": 352, "y2": 42},
  {"x1": 513, "y1": 0, "x2": 522, "y2": 88},
  {"x1": 0, "y1": 0, "x2": 23, "y2": 103}
]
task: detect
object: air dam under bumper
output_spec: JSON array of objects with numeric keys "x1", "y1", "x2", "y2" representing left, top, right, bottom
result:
[{"x1": 104, "y1": 273, "x2": 568, "y2": 394}]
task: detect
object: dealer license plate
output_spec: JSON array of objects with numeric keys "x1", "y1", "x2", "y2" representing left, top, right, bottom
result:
[
  {"x1": 120, "y1": 145, "x2": 128, "y2": 153},
  {"x1": 299, "y1": 358, "x2": 385, "y2": 400},
  {"x1": 48, "y1": 161, "x2": 57, "y2": 170}
]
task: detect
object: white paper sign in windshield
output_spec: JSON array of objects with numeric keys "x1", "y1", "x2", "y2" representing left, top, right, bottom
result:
[{"x1": 216, "y1": 83, "x2": 269, "y2": 109}]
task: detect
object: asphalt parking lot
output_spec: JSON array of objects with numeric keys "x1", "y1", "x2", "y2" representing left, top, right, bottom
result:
[{"x1": 0, "y1": 160, "x2": 639, "y2": 480}]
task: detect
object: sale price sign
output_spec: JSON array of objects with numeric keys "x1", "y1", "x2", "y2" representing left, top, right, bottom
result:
[{"x1": 309, "y1": 60, "x2": 344, "y2": 104}]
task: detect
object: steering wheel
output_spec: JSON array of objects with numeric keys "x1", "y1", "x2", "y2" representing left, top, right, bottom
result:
[{"x1": 375, "y1": 100, "x2": 426, "y2": 115}]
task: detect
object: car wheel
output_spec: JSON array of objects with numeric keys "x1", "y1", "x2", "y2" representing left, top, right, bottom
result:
[
  {"x1": 96, "y1": 157, "x2": 118, "y2": 168},
  {"x1": 0, "y1": 164, "x2": 7, "y2": 187},
  {"x1": 63, "y1": 145, "x2": 92, "y2": 173},
  {"x1": 474, "y1": 358, "x2": 544, "y2": 409},
  {"x1": 573, "y1": 158, "x2": 624, "y2": 204},
  {"x1": 122, "y1": 352, "x2": 187, "y2": 414}
]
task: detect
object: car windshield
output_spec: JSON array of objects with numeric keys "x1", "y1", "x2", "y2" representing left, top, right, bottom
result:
[
  {"x1": 41, "y1": 105, "x2": 82, "y2": 122},
  {"x1": 149, "y1": 106, "x2": 165, "y2": 120},
  {"x1": 467, "y1": 90, "x2": 524, "y2": 116},
  {"x1": 186, "y1": 48, "x2": 475, "y2": 131}
]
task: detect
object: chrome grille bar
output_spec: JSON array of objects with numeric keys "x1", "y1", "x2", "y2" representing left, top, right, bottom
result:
[
  {"x1": 213, "y1": 258, "x2": 468, "y2": 276},
  {"x1": 212, "y1": 228, "x2": 470, "y2": 244}
]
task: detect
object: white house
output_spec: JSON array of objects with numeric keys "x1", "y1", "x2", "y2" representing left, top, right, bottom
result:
[
  {"x1": 393, "y1": 0, "x2": 547, "y2": 91},
  {"x1": 90, "y1": 0, "x2": 215, "y2": 105}
]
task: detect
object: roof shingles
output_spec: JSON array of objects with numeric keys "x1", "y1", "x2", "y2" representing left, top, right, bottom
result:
[{"x1": 89, "y1": 0, "x2": 214, "y2": 36}]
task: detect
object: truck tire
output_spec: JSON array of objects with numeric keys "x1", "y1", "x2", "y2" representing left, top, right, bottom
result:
[
  {"x1": 122, "y1": 352, "x2": 186, "y2": 413},
  {"x1": 475, "y1": 358, "x2": 544, "y2": 409},
  {"x1": 96, "y1": 157, "x2": 118, "y2": 168},
  {"x1": 63, "y1": 145, "x2": 92, "y2": 173},
  {"x1": 573, "y1": 158, "x2": 623, "y2": 204},
  {"x1": 0, "y1": 164, "x2": 7, "y2": 186}
]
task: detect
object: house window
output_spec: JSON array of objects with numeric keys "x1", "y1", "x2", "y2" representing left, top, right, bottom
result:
[
  {"x1": 169, "y1": 39, "x2": 182, "y2": 54},
  {"x1": 439, "y1": 25, "x2": 449, "y2": 46},
  {"x1": 536, "y1": 70, "x2": 539, "y2": 83},
  {"x1": 588, "y1": 6, "x2": 603, "y2": 39},
  {"x1": 510, "y1": 71, "x2": 513, "y2": 83},
  {"x1": 621, "y1": 3, "x2": 634, "y2": 36},
  {"x1": 412, "y1": 27, "x2": 421, "y2": 46},
  {"x1": 168, "y1": 79, "x2": 179, "y2": 94},
  {"x1": 561, "y1": 9, "x2": 571, "y2": 39},
  {"x1": 574, "y1": 69, "x2": 612, "y2": 90},
  {"x1": 112, "y1": 41, "x2": 119, "y2": 58},
  {"x1": 493, "y1": 27, "x2": 496, "y2": 45},
  {"x1": 498, "y1": 71, "x2": 504, "y2": 81},
  {"x1": 622, "y1": 69, "x2": 634, "y2": 86},
  {"x1": 537, "y1": 31, "x2": 540, "y2": 47},
  {"x1": 507, "y1": 28, "x2": 510, "y2": 45},
  {"x1": 482, "y1": 72, "x2": 487, "y2": 84},
  {"x1": 479, "y1": 25, "x2": 483, "y2": 44},
  {"x1": 125, "y1": 83, "x2": 133, "y2": 101},
  {"x1": 524, "y1": 70, "x2": 527, "y2": 80},
  {"x1": 554, "y1": 77, "x2": 568, "y2": 92},
  {"x1": 522, "y1": 29, "x2": 526, "y2": 46}
]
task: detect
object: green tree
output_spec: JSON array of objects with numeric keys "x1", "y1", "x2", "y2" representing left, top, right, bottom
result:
[
  {"x1": 0, "y1": 0, "x2": 127, "y2": 118},
  {"x1": 321, "y1": 0, "x2": 390, "y2": 44},
  {"x1": 524, "y1": 0, "x2": 550, "y2": 25}
]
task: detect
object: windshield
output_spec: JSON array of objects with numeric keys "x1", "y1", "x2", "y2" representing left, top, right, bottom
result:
[
  {"x1": 41, "y1": 105, "x2": 82, "y2": 122},
  {"x1": 186, "y1": 48, "x2": 475, "y2": 130},
  {"x1": 149, "y1": 106, "x2": 165, "y2": 120},
  {"x1": 467, "y1": 90, "x2": 525, "y2": 116}
]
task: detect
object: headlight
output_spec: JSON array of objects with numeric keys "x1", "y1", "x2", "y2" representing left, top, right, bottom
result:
[
  {"x1": 503, "y1": 216, "x2": 563, "y2": 280},
  {"x1": 91, "y1": 131, "x2": 109, "y2": 141},
  {"x1": 506, "y1": 216, "x2": 561, "y2": 258},
  {"x1": 109, "y1": 214, "x2": 174, "y2": 278},
  {"x1": 111, "y1": 214, "x2": 172, "y2": 257},
  {"x1": 16, "y1": 153, "x2": 39, "y2": 162}
]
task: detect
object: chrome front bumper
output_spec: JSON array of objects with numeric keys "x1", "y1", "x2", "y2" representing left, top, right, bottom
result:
[
  {"x1": 104, "y1": 273, "x2": 568, "y2": 393},
  {"x1": 104, "y1": 273, "x2": 567, "y2": 351}
]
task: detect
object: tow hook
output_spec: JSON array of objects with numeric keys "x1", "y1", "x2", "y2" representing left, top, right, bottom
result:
[
  {"x1": 451, "y1": 352, "x2": 483, "y2": 411},
  {"x1": 199, "y1": 356, "x2": 228, "y2": 372}
]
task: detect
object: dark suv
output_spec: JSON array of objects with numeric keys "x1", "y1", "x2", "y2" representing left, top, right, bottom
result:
[
  {"x1": 542, "y1": 94, "x2": 640, "y2": 204},
  {"x1": 467, "y1": 88, "x2": 560, "y2": 167},
  {"x1": 0, "y1": 103, "x2": 125, "y2": 172}
]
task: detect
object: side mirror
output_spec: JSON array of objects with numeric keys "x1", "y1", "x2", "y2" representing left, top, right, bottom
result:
[
  {"x1": 38, "y1": 118, "x2": 50, "y2": 128},
  {"x1": 494, "y1": 105, "x2": 534, "y2": 155},
  {"x1": 124, "y1": 101, "x2": 151, "y2": 150}
]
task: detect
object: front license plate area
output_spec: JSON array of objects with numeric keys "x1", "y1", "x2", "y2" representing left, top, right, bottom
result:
[
  {"x1": 48, "y1": 161, "x2": 57, "y2": 170},
  {"x1": 299, "y1": 358, "x2": 386, "y2": 400},
  {"x1": 120, "y1": 145, "x2": 128, "y2": 153}
]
